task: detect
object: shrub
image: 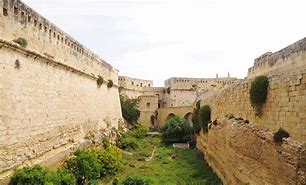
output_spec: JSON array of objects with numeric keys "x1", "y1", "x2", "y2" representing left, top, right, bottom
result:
[
  {"x1": 13, "y1": 38, "x2": 27, "y2": 48},
  {"x1": 192, "y1": 107, "x2": 201, "y2": 134},
  {"x1": 9, "y1": 165, "x2": 76, "y2": 185},
  {"x1": 9, "y1": 165, "x2": 48, "y2": 185},
  {"x1": 107, "y1": 80, "x2": 114, "y2": 88},
  {"x1": 250, "y1": 75, "x2": 269, "y2": 117},
  {"x1": 92, "y1": 146, "x2": 122, "y2": 177},
  {"x1": 117, "y1": 134, "x2": 138, "y2": 150},
  {"x1": 46, "y1": 169, "x2": 76, "y2": 185},
  {"x1": 199, "y1": 105, "x2": 211, "y2": 133},
  {"x1": 128, "y1": 126, "x2": 149, "y2": 138},
  {"x1": 97, "y1": 76, "x2": 104, "y2": 88},
  {"x1": 161, "y1": 116, "x2": 193, "y2": 143},
  {"x1": 273, "y1": 128, "x2": 290, "y2": 143},
  {"x1": 120, "y1": 95, "x2": 140, "y2": 126},
  {"x1": 65, "y1": 149, "x2": 101, "y2": 185},
  {"x1": 122, "y1": 176, "x2": 150, "y2": 185}
]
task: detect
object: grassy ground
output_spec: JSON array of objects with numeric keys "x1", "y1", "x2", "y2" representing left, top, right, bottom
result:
[{"x1": 100, "y1": 136, "x2": 222, "y2": 185}]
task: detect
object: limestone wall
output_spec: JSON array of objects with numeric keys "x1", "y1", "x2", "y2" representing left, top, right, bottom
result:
[
  {"x1": 119, "y1": 76, "x2": 153, "y2": 90},
  {"x1": 0, "y1": 39, "x2": 122, "y2": 181},
  {"x1": 248, "y1": 37, "x2": 306, "y2": 79},
  {"x1": 197, "y1": 117, "x2": 306, "y2": 185},
  {"x1": 164, "y1": 77, "x2": 238, "y2": 89},
  {"x1": 201, "y1": 70, "x2": 306, "y2": 143},
  {"x1": 0, "y1": 0, "x2": 122, "y2": 181},
  {"x1": 0, "y1": 0, "x2": 118, "y2": 82}
]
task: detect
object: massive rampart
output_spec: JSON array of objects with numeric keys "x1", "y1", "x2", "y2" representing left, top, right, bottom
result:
[
  {"x1": 200, "y1": 70, "x2": 306, "y2": 143},
  {"x1": 0, "y1": 0, "x2": 122, "y2": 181},
  {"x1": 197, "y1": 117, "x2": 306, "y2": 185},
  {"x1": 248, "y1": 37, "x2": 306, "y2": 79}
]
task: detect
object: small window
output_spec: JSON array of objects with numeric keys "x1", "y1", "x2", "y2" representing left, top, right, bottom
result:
[
  {"x1": 28, "y1": 15, "x2": 31, "y2": 22},
  {"x1": 3, "y1": 8, "x2": 8, "y2": 16},
  {"x1": 34, "y1": 19, "x2": 37, "y2": 27},
  {"x1": 140, "y1": 83, "x2": 143, "y2": 87},
  {"x1": 132, "y1": 82, "x2": 134, "y2": 85},
  {"x1": 148, "y1": 84, "x2": 151, "y2": 87},
  {"x1": 44, "y1": 26, "x2": 47, "y2": 33},
  {"x1": 146, "y1": 103, "x2": 150, "y2": 108},
  {"x1": 39, "y1": 23, "x2": 42, "y2": 30}
]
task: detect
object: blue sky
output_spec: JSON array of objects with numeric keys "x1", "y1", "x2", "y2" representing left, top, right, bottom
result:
[{"x1": 23, "y1": 0, "x2": 306, "y2": 86}]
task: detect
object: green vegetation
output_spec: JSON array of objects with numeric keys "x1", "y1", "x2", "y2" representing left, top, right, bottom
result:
[
  {"x1": 161, "y1": 116, "x2": 193, "y2": 143},
  {"x1": 10, "y1": 126, "x2": 221, "y2": 185},
  {"x1": 117, "y1": 126, "x2": 148, "y2": 150},
  {"x1": 273, "y1": 128, "x2": 290, "y2": 143},
  {"x1": 65, "y1": 149, "x2": 102, "y2": 184},
  {"x1": 199, "y1": 105, "x2": 211, "y2": 133},
  {"x1": 249, "y1": 75, "x2": 269, "y2": 117},
  {"x1": 9, "y1": 165, "x2": 75, "y2": 185},
  {"x1": 13, "y1": 38, "x2": 27, "y2": 48},
  {"x1": 102, "y1": 135, "x2": 222, "y2": 185},
  {"x1": 122, "y1": 176, "x2": 149, "y2": 185},
  {"x1": 120, "y1": 95, "x2": 140, "y2": 126},
  {"x1": 108, "y1": 80, "x2": 114, "y2": 88},
  {"x1": 192, "y1": 101, "x2": 201, "y2": 134},
  {"x1": 97, "y1": 76, "x2": 104, "y2": 88}
]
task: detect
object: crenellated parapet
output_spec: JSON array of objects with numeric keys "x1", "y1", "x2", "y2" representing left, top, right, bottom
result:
[
  {"x1": 164, "y1": 77, "x2": 238, "y2": 89},
  {"x1": 0, "y1": 0, "x2": 118, "y2": 82},
  {"x1": 248, "y1": 37, "x2": 306, "y2": 79}
]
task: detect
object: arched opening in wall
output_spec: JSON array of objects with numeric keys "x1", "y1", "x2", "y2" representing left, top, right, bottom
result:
[
  {"x1": 166, "y1": 113, "x2": 176, "y2": 121},
  {"x1": 183, "y1": 112, "x2": 193, "y2": 126},
  {"x1": 150, "y1": 115, "x2": 155, "y2": 127}
]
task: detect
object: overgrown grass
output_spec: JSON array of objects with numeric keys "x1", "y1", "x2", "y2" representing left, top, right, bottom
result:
[{"x1": 101, "y1": 136, "x2": 222, "y2": 185}]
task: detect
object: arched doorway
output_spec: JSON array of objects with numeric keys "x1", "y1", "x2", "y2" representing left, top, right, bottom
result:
[
  {"x1": 150, "y1": 115, "x2": 156, "y2": 127},
  {"x1": 166, "y1": 113, "x2": 176, "y2": 121},
  {"x1": 183, "y1": 112, "x2": 193, "y2": 126}
]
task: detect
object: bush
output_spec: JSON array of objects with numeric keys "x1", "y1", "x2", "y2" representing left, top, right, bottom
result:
[
  {"x1": 65, "y1": 149, "x2": 102, "y2": 184},
  {"x1": 120, "y1": 95, "x2": 140, "y2": 126},
  {"x1": 97, "y1": 76, "x2": 104, "y2": 88},
  {"x1": 92, "y1": 146, "x2": 122, "y2": 177},
  {"x1": 107, "y1": 80, "x2": 114, "y2": 88},
  {"x1": 250, "y1": 75, "x2": 269, "y2": 117},
  {"x1": 46, "y1": 169, "x2": 76, "y2": 185},
  {"x1": 117, "y1": 134, "x2": 139, "y2": 150},
  {"x1": 13, "y1": 38, "x2": 27, "y2": 48},
  {"x1": 9, "y1": 165, "x2": 76, "y2": 185},
  {"x1": 199, "y1": 105, "x2": 211, "y2": 133},
  {"x1": 161, "y1": 116, "x2": 193, "y2": 143},
  {"x1": 192, "y1": 104, "x2": 201, "y2": 134},
  {"x1": 122, "y1": 176, "x2": 150, "y2": 185},
  {"x1": 128, "y1": 126, "x2": 149, "y2": 138},
  {"x1": 273, "y1": 128, "x2": 290, "y2": 143}
]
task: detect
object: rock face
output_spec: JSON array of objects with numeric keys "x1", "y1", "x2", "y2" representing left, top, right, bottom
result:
[{"x1": 197, "y1": 117, "x2": 306, "y2": 185}]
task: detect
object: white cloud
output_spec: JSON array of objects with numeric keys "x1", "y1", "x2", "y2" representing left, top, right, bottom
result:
[{"x1": 23, "y1": 0, "x2": 306, "y2": 86}]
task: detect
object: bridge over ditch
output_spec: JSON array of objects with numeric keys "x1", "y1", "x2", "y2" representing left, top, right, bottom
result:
[{"x1": 156, "y1": 106, "x2": 194, "y2": 127}]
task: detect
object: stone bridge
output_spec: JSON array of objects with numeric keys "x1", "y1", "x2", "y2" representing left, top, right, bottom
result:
[{"x1": 156, "y1": 106, "x2": 194, "y2": 127}]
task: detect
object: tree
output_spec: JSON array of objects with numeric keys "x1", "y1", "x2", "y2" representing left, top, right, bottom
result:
[
  {"x1": 120, "y1": 95, "x2": 140, "y2": 126},
  {"x1": 161, "y1": 116, "x2": 192, "y2": 143},
  {"x1": 199, "y1": 105, "x2": 211, "y2": 133}
]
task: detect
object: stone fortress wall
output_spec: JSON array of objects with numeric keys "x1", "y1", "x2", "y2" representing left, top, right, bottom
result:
[
  {"x1": 248, "y1": 37, "x2": 306, "y2": 79},
  {"x1": 0, "y1": 0, "x2": 122, "y2": 181},
  {"x1": 197, "y1": 38, "x2": 306, "y2": 184},
  {"x1": 200, "y1": 38, "x2": 306, "y2": 143},
  {"x1": 118, "y1": 75, "x2": 240, "y2": 126}
]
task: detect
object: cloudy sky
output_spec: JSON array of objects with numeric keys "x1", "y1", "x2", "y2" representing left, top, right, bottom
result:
[{"x1": 23, "y1": 0, "x2": 306, "y2": 86}]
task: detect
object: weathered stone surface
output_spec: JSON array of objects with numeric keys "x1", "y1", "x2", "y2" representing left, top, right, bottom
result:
[
  {"x1": 0, "y1": 0, "x2": 122, "y2": 182},
  {"x1": 197, "y1": 117, "x2": 306, "y2": 185}
]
